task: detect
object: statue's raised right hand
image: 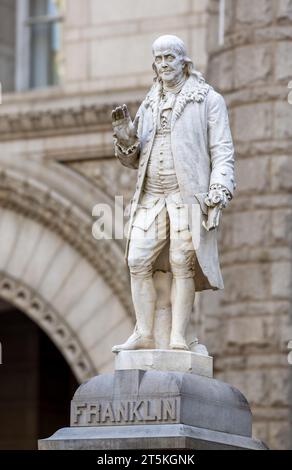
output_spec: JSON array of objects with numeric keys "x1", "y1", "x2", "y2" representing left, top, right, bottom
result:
[{"x1": 112, "y1": 104, "x2": 138, "y2": 148}]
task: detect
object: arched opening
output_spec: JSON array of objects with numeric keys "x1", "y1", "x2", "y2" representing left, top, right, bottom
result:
[
  {"x1": 0, "y1": 299, "x2": 78, "y2": 450},
  {"x1": 0, "y1": 168, "x2": 134, "y2": 379}
]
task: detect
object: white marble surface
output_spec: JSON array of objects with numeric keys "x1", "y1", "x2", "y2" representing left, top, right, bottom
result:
[{"x1": 115, "y1": 349, "x2": 213, "y2": 378}]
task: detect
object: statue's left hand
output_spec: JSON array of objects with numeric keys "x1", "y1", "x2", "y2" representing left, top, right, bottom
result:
[
  {"x1": 205, "y1": 187, "x2": 229, "y2": 210},
  {"x1": 203, "y1": 186, "x2": 230, "y2": 231}
]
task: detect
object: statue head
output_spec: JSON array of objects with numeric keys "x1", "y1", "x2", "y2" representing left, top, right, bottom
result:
[{"x1": 152, "y1": 35, "x2": 194, "y2": 84}]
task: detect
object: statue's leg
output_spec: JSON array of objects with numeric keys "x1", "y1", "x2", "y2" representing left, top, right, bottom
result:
[
  {"x1": 112, "y1": 209, "x2": 169, "y2": 353},
  {"x1": 166, "y1": 194, "x2": 196, "y2": 350},
  {"x1": 169, "y1": 247, "x2": 195, "y2": 351},
  {"x1": 130, "y1": 272, "x2": 157, "y2": 338},
  {"x1": 153, "y1": 271, "x2": 172, "y2": 349}
]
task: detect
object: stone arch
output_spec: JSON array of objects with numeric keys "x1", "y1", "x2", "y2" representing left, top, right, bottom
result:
[{"x1": 0, "y1": 160, "x2": 134, "y2": 383}]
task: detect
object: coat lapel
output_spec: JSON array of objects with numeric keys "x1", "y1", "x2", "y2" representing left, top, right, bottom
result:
[
  {"x1": 143, "y1": 76, "x2": 210, "y2": 130},
  {"x1": 144, "y1": 83, "x2": 161, "y2": 130},
  {"x1": 171, "y1": 76, "x2": 211, "y2": 129}
]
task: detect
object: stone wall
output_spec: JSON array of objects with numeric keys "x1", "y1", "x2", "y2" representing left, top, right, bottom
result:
[
  {"x1": 204, "y1": 0, "x2": 292, "y2": 450},
  {"x1": 63, "y1": 0, "x2": 208, "y2": 96},
  {"x1": 2, "y1": 0, "x2": 291, "y2": 450}
]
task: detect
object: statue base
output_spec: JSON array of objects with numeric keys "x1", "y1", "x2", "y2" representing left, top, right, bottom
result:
[
  {"x1": 38, "y1": 364, "x2": 267, "y2": 451},
  {"x1": 38, "y1": 423, "x2": 266, "y2": 450},
  {"x1": 115, "y1": 349, "x2": 213, "y2": 378}
]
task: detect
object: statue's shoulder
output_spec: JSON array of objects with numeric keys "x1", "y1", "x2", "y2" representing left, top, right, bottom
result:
[
  {"x1": 205, "y1": 86, "x2": 228, "y2": 111},
  {"x1": 207, "y1": 86, "x2": 224, "y2": 99}
]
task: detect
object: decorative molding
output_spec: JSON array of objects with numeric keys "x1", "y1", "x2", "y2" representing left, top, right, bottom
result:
[
  {"x1": 15, "y1": 0, "x2": 30, "y2": 92},
  {"x1": 0, "y1": 169, "x2": 134, "y2": 321},
  {"x1": 0, "y1": 272, "x2": 95, "y2": 383},
  {"x1": 0, "y1": 102, "x2": 140, "y2": 141},
  {"x1": 45, "y1": 145, "x2": 115, "y2": 162}
]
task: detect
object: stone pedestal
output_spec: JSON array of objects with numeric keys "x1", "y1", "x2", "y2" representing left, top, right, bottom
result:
[
  {"x1": 115, "y1": 349, "x2": 213, "y2": 378},
  {"x1": 38, "y1": 352, "x2": 267, "y2": 450}
]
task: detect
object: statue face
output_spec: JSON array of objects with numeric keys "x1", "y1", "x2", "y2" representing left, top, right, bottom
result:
[{"x1": 153, "y1": 47, "x2": 185, "y2": 84}]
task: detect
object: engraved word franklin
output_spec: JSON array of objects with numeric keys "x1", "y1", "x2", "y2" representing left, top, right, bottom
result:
[{"x1": 71, "y1": 398, "x2": 178, "y2": 426}]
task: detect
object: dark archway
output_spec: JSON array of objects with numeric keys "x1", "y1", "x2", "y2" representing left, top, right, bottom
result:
[{"x1": 0, "y1": 299, "x2": 78, "y2": 450}]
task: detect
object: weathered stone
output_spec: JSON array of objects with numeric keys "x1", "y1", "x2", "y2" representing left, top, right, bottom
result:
[
  {"x1": 223, "y1": 370, "x2": 269, "y2": 406},
  {"x1": 66, "y1": 0, "x2": 89, "y2": 26},
  {"x1": 0, "y1": 0, "x2": 290, "y2": 451},
  {"x1": 271, "y1": 156, "x2": 292, "y2": 191},
  {"x1": 206, "y1": 51, "x2": 234, "y2": 92},
  {"x1": 233, "y1": 103, "x2": 274, "y2": 141},
  {"x1": 115, "y1": 349, "x2": 213, "y2": 378},
  {"x1": 277, "y1": 0, "x2": 292, "y2": 21},
  {"x1": 253, "y1": 407, "x2": 289, "y2": 421},
  {"x1": 0, "y1": 52, "x2": 15, "y2": 93},
  {"x1": 90, "y1": 0, "x2": 190, "y2": 24},
  {"x1": 65, "y1": 42, "x2": 89, "y2": 82},
  {"x1": 223, "y1": 265, "x2": 270, "y2": 302},
  {"x1": 271, "y1": 262, "x2": 292, "y2": 298},
  {"x1": 231, "y1": 210, "x2": 272, "y2": 248},
  {"x1": 68, "y1": 370, "x2": 251, "y2": 433},
  {"x1": 38, "y1": 369, "x2": 267, "y2": 450},
  {"x1": 276, "y1": 42, "x2": 292, "y2": 81},
  {"x1": 236, "y1": 0, "x2": 274, "y2": 26},
  {"x1": 274, "y1": 102, "x2": 292, "y2": 139},
  {"x1": 278, "y1": 316, "x2": 292, "y2": 346},
  {"x1": 222, "y1": 300, "x2": 290, "y2": 318},
  {"x1": 38, "y1": 423, "x2": 267, "y2": 450},
  {"x1": 221, "y1": 246, "x2": 290, "y2": 267},
  {"x1": 190, "y1": 28, "x2": 207, "y2": 69},
  {"x1": 224, "y1": 0, "x2": 236, "y2": 34},
  {"x1": 255, "y1": 26, "x2": 292, "y2": 42},
  {"x1": 268, "y1": 369, "x2": 291, "y2": 406},
  {"x1": 90, "y1": 33, "x2": 153, "y2": 79},
  {"x1": 271, "y1": 209, "x2": 292, "y2": 244},
  {"x1": 268, "y1": 421, "x2": 291, "y2": 450},
  {"x1": 253, "y1": 422, "x2": 270, "y2": 446},
  {"x1": 191, "y1": 0, "x2": 208, "y2": 13},
  {"x1": 206, "y1": 9, "x2": 219, "y2": 53},
  {"x1": 224, "y1": 317, "x2": 272, "y2": 349},
  {"x1": 234, "y1": 158, "x2": 270, "y2": 193},
  {"x1": 234, "y1": 45, "x2": 273, "y2": 88}
]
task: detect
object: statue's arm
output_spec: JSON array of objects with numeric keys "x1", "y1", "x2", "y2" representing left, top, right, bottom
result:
[
  {"x1": 207, "y1": 91, "x2": 236, "y2": 199},
  {"x1": 202, "y1": 91, "x2": 235, "y2": 231},
  {"x1": 112, "y1": 104, "x2": 142, "y2": 170},
  {"x1": 114, "y1": 137, "x2": 140, "y2": 170}
]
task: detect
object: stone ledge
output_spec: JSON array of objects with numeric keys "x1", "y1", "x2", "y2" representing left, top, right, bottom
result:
[
  {"x1": 38, "y1": 424, "x2": 268, "y2": 451},
  {"x1": 115, "y1": 349, "x2": 213, "y2": 378},
  {"x1": 0, "y1": 101, "x2": 139, "y2": 141}
]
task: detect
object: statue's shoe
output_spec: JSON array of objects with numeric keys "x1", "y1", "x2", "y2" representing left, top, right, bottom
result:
[
  {"x1": 169, "y1": 336, "x2": 189, "y2": 351},
  {"x1": 112, "y1": 331, "x2": 155, "y2": 353}
]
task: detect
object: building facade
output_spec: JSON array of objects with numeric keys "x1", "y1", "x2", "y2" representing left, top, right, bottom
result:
[{"x1": 0, "y1": 0, "x2": 291, "y2": 449}]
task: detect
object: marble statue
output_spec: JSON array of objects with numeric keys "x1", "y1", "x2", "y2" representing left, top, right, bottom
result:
[{"x1": 111, "y1": 35, "x2": 235, "y2": 353}]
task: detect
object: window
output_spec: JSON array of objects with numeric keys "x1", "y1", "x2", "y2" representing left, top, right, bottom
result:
[
  {"x1": 15, "y1": 0, "x2": 64, "y2": 91},
  {"x1": 28, "y1": 0, "x2": 63, "y2": 88},
  {"x1": 0, "y1": 0, "x2": 16, "y2": 93}
]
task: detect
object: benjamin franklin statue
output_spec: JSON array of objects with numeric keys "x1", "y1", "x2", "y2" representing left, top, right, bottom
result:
[{"x1": 111, "y1": 35, "x2": 235, "y2": 353}]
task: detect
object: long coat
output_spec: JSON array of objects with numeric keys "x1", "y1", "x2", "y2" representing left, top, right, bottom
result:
[{"x1": 114, "y1": 75, "x2": 235, "y2": 291}]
